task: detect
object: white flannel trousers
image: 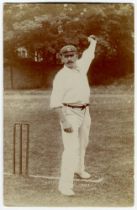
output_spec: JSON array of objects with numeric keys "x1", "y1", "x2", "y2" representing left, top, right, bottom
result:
[{"x1": 59, "y1": 106, "x2": 91, "y2": 190}]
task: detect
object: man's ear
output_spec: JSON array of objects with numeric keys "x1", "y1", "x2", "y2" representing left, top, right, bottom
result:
[
  {"x1": 56, "y1": 52, "x2": 62, "y2": 60},
  {"x1": 59, "y1": 54, "x2": 64, "y2": 64},
  {"x1": 56, "y1": 53, "x2": 63, "y2": 63}
]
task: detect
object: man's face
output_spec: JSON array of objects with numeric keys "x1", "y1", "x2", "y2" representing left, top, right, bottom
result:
[{"x1": 61, "y1": 52, "x2": 78, "y2": 69}]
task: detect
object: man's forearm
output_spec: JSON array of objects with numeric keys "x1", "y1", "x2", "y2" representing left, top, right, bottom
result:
[
  {"x1": 54, "y1": 107, "x2": 73, "y2": 133},
  {"x1": 77, "y1": 36, "x2": 97, "y2": 74},
  {"x1": 54, "y1": 107, "x2": 67, "y2": 123},
  {"x1": 87, "y1": 37, "x2": 97, "y2": 55}
]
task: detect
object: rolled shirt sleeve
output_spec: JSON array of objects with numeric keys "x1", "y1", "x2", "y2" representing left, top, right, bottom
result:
[
  {"x1": 77, "y1": 39, "x2": 97, "y2": 74},
  {"x1": 50, "y1": 71, "x2": 66, "y2": 109}
]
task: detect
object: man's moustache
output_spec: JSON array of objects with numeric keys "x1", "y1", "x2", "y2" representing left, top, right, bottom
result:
[{"x1": 67, "y1": 61, "x2": 73, "y2": 64}]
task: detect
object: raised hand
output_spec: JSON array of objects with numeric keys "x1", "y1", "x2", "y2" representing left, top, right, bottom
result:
[{"x1": 88, "y1": 35, "x2": 97, "y2": 42}]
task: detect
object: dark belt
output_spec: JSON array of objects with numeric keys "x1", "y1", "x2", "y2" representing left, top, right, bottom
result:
[{"x1": 63, "y1": 103, "x2": 89, "y2": 110}]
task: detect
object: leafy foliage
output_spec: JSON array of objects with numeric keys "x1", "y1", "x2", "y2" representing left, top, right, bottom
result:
[{"x1": 4, "y1": 3, "x2": 134, "y2": 85}]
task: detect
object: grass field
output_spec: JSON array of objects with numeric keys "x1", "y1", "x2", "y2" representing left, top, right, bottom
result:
[{"x1": 3, "y1": 85, "x2": 134, "y2": 207}]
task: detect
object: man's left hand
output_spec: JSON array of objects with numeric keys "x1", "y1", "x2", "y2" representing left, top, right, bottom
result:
[{"x1": 88, "y1": 35, "x2": 97, "y2": 42}]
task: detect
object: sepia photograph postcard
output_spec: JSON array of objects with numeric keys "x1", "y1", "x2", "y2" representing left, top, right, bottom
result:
[{"x1": 2, "y1": 0, "x2": 134, "y2": 207}]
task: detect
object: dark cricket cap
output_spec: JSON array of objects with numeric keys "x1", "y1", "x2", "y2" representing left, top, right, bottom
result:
[{"x1": 60, "y1": 45, "x2": 77, "y2": 55}]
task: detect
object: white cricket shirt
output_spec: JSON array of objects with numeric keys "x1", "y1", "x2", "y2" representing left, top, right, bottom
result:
[{"x1": 50, "y1": 39, "x2": 96, "y2": 108}]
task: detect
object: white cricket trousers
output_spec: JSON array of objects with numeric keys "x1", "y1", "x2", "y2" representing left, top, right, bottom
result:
[{"x1": 59, "y1": 106, "x2": 91, "y2": 190}]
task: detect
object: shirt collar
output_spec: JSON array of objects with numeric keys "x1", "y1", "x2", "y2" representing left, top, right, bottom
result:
[{"x1": 63, "y1": 64, "x2": 79, "y2": 72}]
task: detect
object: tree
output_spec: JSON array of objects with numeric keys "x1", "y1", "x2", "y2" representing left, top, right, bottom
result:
[{"x1": 4, "y1": 3, "x2": 134, "y2": 85}]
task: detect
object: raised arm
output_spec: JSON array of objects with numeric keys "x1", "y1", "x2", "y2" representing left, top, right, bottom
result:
[{"x1": 77, "y1": 35, "x2": 97, "y2": 74}]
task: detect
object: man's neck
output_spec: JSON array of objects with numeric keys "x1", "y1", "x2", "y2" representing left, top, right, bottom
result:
[{"x1": 64, "y1": 64, "x2": 77, "y2": 70}]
